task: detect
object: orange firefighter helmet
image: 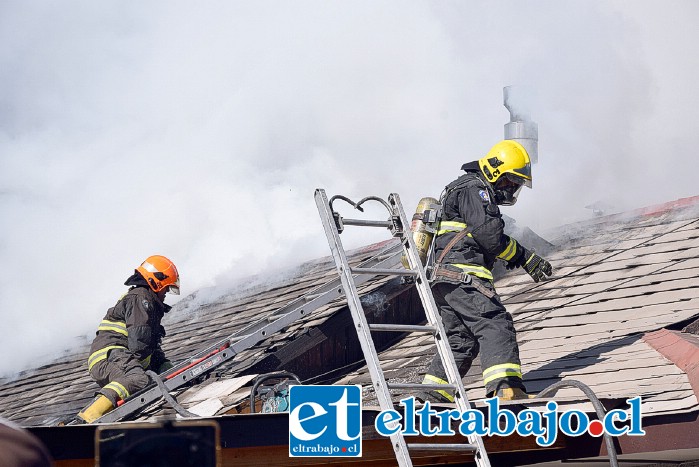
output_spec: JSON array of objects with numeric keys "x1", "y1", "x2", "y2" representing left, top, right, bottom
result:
[{"x1": 137, "y1": 255, "x2": 180, "y2": 295}]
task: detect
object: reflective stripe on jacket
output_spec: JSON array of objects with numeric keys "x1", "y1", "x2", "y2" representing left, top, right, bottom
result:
[
  {"x1": 88, "y1": 286, "x2": 168, "y2": 372},
  {"x1": 435, "y1": 169, "x2": 522, "y2": 274}
]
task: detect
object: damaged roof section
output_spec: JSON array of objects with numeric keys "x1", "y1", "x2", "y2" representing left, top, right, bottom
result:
[
  {"x1": 0, "y1": 241, "x2": 406, "y2": 426},
  {"x1": 2, "y1": 196, "x2": 699, "y2": 429}
]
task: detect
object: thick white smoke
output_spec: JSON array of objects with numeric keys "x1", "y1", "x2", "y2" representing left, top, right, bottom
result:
[{"x1": 1, "y1": 1, "x2": 698, "y2": 375}]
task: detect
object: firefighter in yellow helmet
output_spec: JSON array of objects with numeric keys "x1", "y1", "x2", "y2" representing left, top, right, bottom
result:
[
  {"x1": 77, "y1": 255, "x2": 180, "y2": 423},
  {"x1": 420, "y1": 140, "x2": 552, "y2": 402}
]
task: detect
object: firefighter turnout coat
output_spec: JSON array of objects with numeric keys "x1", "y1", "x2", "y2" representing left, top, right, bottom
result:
[
  {"x1": 423, "y1": 163, "x2": 528, "y2": 397},
  {"x1": 87, "y1": 284, "x2": 171, "y2": 404}
]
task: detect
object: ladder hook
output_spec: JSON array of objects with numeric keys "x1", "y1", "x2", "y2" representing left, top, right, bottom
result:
[
  {"x1": 329, "y1": 195, "x2": 364, "y2": 214},
  {"x1": 355, "y1": 196, "x2": 392, "y2": 214}
]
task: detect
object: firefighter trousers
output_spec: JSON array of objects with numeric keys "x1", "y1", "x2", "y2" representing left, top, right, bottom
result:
[
  {"x1": 424, "y1": 277, "x2": 525, "y2": 396},
  {"x1": 89, "y1": 349, "x2": 150, "y2": 405}
]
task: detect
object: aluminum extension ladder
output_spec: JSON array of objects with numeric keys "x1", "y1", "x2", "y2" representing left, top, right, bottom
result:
[{"x1": 315, "y1": 189, "x2": 491, "y2": 467}]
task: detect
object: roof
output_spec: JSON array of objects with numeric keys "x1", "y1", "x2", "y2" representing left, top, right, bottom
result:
[
  {"x1": 0, "y1": 240, "x2": 403, "y2": 426},
  {"x1": 344, "y1": 196, "x2": 699, "y2": 417},
  {"x1": 2, "y1": 195, "x2": 699, "y2": 464}
]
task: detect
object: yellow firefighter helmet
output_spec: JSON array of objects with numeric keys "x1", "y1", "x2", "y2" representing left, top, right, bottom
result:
[{"x1": 478, "y1": 140, "x2": 532, "y2": 205}]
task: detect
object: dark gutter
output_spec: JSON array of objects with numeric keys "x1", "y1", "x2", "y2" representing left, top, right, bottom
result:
[{"x1": 28, "y1": 408, "x2": 699, "y2": 466}]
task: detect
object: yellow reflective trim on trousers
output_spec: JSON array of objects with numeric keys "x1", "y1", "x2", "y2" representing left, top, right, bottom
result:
[
  {"x1": 482, "y1": 363, "x2": 523, "y2": 385},
  {"x1": 483, "y1": 363, "x2": 522, "y2": 376},
  {"x1": 104, "y1": 381, "x2": 129, "y2": 400},
  {"x1": 97, "y1": 320, "x2": 128, "y2": 337},
  {"x1": 497, "y1": 237, "x2": 518, "y2": 261},
  {"x1": 451, "y1": 264, "x2": 494, "y2": 281},
  {"x1": 422, "y1": 374, "x2": 455, "y2": 402},
  {"x1": 435, "y1": 389, "x2": 454, "y2": 402},
  {"x1": 423, "y1": 374, "x2": 449, "y2": 385},
  {"x1": 88, "y1": 345, "x2": 127, "y2": 370},
  {"x1": 483, "y1": 371, "x2": 523, "y2": 386}
]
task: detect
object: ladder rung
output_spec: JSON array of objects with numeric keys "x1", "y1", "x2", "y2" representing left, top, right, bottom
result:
[
  {"x1": 316, "y1": 190, "x2": 491, "y2": 467},
  {"x1": 408, "y1": 443, "x2": 477, "y2": 452},
  {"x1": 351, "y1": 267, "x2": 418, "y2": 277},
  {"x1": 387, "y1": 383, "x2": 457, "y2": 391},
  {"x1": 342, "y1": 219, "x2": 393, "y2": 228},
  {"x1": 369, "y1": 324, "x2": 437, "y2": 333}
]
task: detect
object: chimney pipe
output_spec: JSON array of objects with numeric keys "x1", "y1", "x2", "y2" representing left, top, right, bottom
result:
[{"x1": 504, "y1": 85, "x2": 538, "y2": 164}]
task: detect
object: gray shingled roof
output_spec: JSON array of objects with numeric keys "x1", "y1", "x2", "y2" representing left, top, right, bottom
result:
[
  {"x1": 342, "y1": 197, "x2": 699, "y2": 416},
  {"x1": 1, "y1": 197, "x2": 698, "y2": 427},
  {"x1": 0, "y1": 241, "x2": 398, "y2": 426}
]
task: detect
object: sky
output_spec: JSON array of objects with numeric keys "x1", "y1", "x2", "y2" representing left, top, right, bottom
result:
[{"x1": 1, "y1": 1, "x2": 698, "y2": 376}]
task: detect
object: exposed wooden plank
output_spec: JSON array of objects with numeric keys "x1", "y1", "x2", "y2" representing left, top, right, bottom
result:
[{"x1": 180, "y1": 375, "x2": 257, "y2": 405}]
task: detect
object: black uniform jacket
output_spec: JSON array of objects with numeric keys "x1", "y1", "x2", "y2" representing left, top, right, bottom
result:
[
  {"x1": 89, "y1": 285, "x2": 169, "y2": 371},
  {"x1": 435, "y1": 165, "x2": 519, "y2": 272}
]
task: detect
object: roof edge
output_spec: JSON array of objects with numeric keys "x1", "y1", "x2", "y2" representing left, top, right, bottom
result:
[{"x1": 643, "y1": 329, "x2": 699, "y2": 398}]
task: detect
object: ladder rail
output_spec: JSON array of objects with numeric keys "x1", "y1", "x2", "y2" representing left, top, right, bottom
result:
[
  {"x1": 95, "y1": 242, "x2": 404, "y2": 423},
  {"x1": 316, "y1": 189, "x2": 491, "y2": 467},
  {"x1": 389, "y1": 193, "x2": 491, "y2": 466},
  {"x1": 315, "y1": 188, "x2": 414, "y2": 466}
]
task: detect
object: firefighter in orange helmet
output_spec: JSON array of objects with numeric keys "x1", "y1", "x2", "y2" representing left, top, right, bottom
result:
[{"x1": 77, "y1": 255, "x2": 180, "y2": 423}]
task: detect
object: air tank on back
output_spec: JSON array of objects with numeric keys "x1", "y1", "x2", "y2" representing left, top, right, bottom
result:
[{"x1": 401, "y1": 196, "x2": 439, "y2": 269}]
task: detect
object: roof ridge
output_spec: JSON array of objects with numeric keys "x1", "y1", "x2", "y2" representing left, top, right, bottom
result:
[{"x1": 552, "y1": 195, "x2": 699, "y2": 233}]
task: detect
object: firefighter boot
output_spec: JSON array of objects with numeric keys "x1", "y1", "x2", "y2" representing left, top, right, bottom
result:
[
  {"x1": 77, "y1": 395, "x2": 114, "y2": 423},
  {"x1": 495, "y1": 383, "x2": 537, "y2": 401}
]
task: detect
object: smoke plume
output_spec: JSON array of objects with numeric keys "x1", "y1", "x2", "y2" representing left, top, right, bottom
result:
[{"x1": 1, "y1": 1, "x2": 698, "y2": 375}]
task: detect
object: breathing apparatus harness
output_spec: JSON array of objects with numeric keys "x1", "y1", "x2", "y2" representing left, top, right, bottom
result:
[{"x1": 420, "y1": 166, "x2": 498, "y2": 298}]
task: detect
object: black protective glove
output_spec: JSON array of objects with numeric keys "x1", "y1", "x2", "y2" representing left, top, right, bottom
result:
[
  {"x1": 505, "y1": 258, "x2": 520, "y2": 270},
  {"x1": 522, "y1": 252, "x2": 553, "y2": 283}
]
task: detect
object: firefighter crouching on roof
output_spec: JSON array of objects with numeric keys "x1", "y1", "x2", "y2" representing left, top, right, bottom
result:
[
  {"x1": 77, "y1": 255, "x2": 180, "y2": 423},
  {"x1": 420, "y1": 140, "x2": 553, "y2": 403}
]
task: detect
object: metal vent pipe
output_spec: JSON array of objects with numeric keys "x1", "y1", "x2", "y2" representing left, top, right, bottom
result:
[{"x1": 504, "y1": 85, "x2": 538, "y2": 164}]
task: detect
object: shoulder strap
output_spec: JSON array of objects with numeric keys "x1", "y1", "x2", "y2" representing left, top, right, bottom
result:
[
  {"x1": 435, "y1": 227, "x2": 471, "y2": 266},
  {"x1": 434, "y1": 173, "x2": 476, "y2": 266}
]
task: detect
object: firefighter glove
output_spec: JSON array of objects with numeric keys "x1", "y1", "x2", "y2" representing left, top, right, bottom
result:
[
  {"x1": 505, "y1": 258, "x2": 520, "y2": 270},
  {"x1": 522, "y1": 252, "x2": 553, "y2": 283}
]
